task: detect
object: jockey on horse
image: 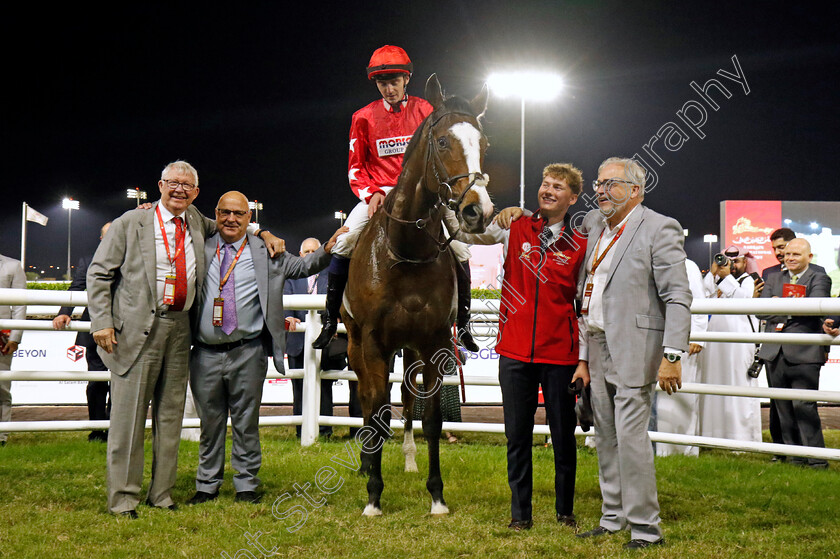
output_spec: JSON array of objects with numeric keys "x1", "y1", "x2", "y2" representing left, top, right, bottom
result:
[{"x1": 311, "y1": 45, "x2": 478, "y2": 353}]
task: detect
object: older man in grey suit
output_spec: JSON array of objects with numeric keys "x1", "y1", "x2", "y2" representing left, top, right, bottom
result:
[
  {"x1": 187, "y1": 192, "x2": 343, "y2": 505},
  {"x1": 0, "y1": 253, "x2": 26, "y2": 445},
  {"x1": 576, "y1": 157, "x2": 691, "y2": 549},
  {"x1": 758, "y1": 238, "x2": 832, "y2": 468},
  {"x1": 87, "y1": 161, "x2": 284, "y2": 518}
]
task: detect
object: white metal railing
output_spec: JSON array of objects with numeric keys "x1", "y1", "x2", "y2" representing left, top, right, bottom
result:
[{"x1": 1, "y1": 289, "x2": 839, "y2": 461}]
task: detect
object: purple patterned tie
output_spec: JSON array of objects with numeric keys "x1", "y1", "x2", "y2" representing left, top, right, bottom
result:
[{"x1": 221, "y1": 244, "x2": 237, "y2": 335}]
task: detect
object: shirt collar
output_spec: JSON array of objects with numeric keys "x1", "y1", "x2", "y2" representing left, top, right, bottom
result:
[
  {"x1": 381, "y1": 96, "x2": 408, "y2": 112},
  {"x1": 218, "y1": 235, "x2": 247, "y2": 250},
  {"x1": 790, "y1": 265, "x2": 809, "y2": 278},
  {"x1": 157, "y1": 202, "x2": 184, "y2": 221}
]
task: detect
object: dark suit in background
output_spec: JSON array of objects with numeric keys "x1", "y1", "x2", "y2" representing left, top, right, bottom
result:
[
  {"x1": 758, "y1": 266, "x2": 832, "y2": 466},
  {"x1": 57, "y1": 254, "x2": 110, "y2": 441},
  {"x1": 284, "y1": 272, "x2": 337, "y2": 437}
]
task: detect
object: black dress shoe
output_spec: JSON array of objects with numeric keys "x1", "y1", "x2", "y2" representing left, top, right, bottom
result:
[
  {"x1": 624, "y1": 538, "x2": 665, "y2": 549},
  {"x1": 557, "y1": 514, "x2": 578, "y2": 529},
  {"x1": 235, "y1": 491, "x2": 262, "y2": 504},
  {"x1": 88, "y1": 431, "x2": 108, "y2": 442},
  {"x1": 576, "y1": 525, "x2": 616, "y2": 539},
  {"x1": 187, "y1": 491, "x2": 219, "y2": 505},
  {"x1": 507, "y1": 519, "x2": 532, "y2": 531},
  {"x1": 119, "y1": 510, "x2": 138, "y2": 519},
  {"x1": 145, "y1": 499, "x2": 178, "y2": 511}
]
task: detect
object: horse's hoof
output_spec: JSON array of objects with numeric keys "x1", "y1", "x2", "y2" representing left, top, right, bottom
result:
[
  {"x1": 430, "y1": 501, "x2": 449, "y2": 515},
  {"x1": 405, "y1": 461, "x2": 418, "y2": 473},
  {"x1": 362, "y1": 504, "x2": 383, "y2": 517}
]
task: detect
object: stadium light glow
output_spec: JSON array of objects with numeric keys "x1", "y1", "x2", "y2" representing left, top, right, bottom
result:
[
  {"x1": 810, "y1": 221, "x2": 820, "y2": 230},
  {"x1": 487, "y1": 70, "x2": 565, "y2": 208},
  {"x1": 704, "y1": 234, "x2": 718, "y2": 269},
  {"x1": 62, "y1": 198, "x2": 79, "y2": 280},
  {"x1": 126, "y1": 188, "x2": 147, "y2": 206}
]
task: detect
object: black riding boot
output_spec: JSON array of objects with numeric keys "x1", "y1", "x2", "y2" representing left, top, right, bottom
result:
[
  {"x1": 312, "y1": 271, "x2": 348, "y2": 350},
  {"x1": 455, "y1": 259, "x2": 479, "y2": 352}
]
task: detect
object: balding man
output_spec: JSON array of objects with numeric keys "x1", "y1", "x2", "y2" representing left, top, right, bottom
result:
[
  {"x1": 284, "y1": 237, "x2": 336, "y2": 439},
  {"x1": 188, "y1": 192, "x2": 344, "y2": 505},
  {"x1": 758, "y1": 238, "x2": 833, "y2": 468}
]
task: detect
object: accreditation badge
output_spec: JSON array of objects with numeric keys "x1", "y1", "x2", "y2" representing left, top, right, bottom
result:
[
  {"x1": 163, "y1": 275, "x2": 177, "y2": 305},
  {"x1": 581, "y1": 282, "x2": 594, "y2": 315},
  {"x1": 213, "y1": 298, "x2": 224, "y2": 326}
]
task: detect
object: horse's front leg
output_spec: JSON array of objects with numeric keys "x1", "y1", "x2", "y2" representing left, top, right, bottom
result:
[
  {"x1": 355, "y1": 339, "x2": 391, "y2": 516},
  {"x1": 420, "y1": 341, "x2": 453, "y2": 515},
  {"x1": 401, "y1": 349, "x2": 421, "y2": 473}
]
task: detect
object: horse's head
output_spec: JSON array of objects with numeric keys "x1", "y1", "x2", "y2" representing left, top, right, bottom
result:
[{"x1": 423, "y1": 74, "x2": 493, "y2": 234}]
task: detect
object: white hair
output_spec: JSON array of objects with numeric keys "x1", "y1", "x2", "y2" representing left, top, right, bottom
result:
[
  {"x1": 598, "y1": 157, "x2": 646, "y2": 199},
  {"x1": 161, "y1": 160, "x2": 199, "y2": 186}
]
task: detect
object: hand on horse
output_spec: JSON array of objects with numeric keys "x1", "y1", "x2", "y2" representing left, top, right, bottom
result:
[
  {"x1": 493, "y1": 206, "x2": 524, "y2": 229},
  {"x1": 325, "y1": 226, "x2": 350, "y2": 254},
  {"x1": 261, "y1": 232, "x2": 286, "y2": 258},
  {"x1": 367, "y1": 192, "x2": 386, "y2": 218}
]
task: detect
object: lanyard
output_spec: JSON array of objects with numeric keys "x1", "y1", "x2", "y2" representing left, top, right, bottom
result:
[
  {"x1": 156, "y1": 205, "x2": 185, "y2": 267},
  {"x1": 216, "y1": 237, "x2": 248, "y2": 295},
  {"x1": 589, "y1": 222, "x2": 627, "y2": 276}
]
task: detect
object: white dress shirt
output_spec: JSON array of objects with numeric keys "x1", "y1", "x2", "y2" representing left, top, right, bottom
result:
[{"x1": 154, "y1": 203, "x2": 196, "y2": 310}]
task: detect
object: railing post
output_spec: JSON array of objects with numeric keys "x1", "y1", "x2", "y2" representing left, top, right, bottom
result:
[{"x1": 299, "y1": 309, "x2": 322, "y2": 447}]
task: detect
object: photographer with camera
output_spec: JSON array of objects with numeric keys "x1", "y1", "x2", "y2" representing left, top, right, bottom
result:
[{"x1": 697, "y1": 246, "x2": 763, "y2": 443}]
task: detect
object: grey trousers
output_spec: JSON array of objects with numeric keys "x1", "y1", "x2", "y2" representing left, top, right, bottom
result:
[
  {"x1": 107, "y1": 311, "x2": 191, "y2": 513},
  {"x1": 0, "y1": 352, "x2": 12, "y2": 443},
  {"x1": 190, "y1": 337, "x2": 267, "y2": 493},
  {"x1": 588, "y1": 332, "x2": 662, "y2": 542}
]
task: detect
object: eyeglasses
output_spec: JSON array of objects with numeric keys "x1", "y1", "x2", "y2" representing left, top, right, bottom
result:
[
  {"x1": 217, "y1": 209, "x2": 248, "y2": 218},
  {"x1": 592, "y1": 178, "x2": 637, "y2": 192},
  {"x1": 162, "y1": 179, "x2": 197, "y2": 191}
]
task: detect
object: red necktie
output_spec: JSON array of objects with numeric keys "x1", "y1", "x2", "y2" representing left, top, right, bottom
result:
[{"x1": 170, "y1": 216, "x2": 187, "y2": 311}]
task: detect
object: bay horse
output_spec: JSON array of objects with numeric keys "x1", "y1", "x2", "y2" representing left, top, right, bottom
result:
[{"x1": 341, "y1": 74, "x2": 492, "y2": 516}]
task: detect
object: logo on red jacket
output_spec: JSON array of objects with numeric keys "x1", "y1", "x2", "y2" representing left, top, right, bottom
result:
[
  {"x1": 377, "y1": 135, "x2": 412, "y2": 157},
  {"x1": 552, "y1": 251, "x2": 572, "y2": 265}
]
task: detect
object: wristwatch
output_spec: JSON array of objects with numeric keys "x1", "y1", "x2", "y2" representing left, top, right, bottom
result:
[{"x1": 664, "y1": 352, "x2": 681, "y2": 363}]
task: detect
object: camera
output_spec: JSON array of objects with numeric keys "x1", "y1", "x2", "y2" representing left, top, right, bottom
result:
[
  {"x1": 714, "y1": 253, "x2": 730, "y2": 267},
  {"x1": 747, "y1": 352, "x2": 763, "y2": 379}
]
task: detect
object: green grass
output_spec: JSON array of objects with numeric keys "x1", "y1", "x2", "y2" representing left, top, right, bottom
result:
[{"x1": 1, "y1": 429, "x2": 838, "y2": 559}]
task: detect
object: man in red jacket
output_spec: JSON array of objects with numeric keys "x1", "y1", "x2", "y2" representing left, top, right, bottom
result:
[
  {"x1": 456, "y1": 163, "x2": 589, "y2": 531},
  {"x1": 313, "y1": 45, "x2": 478, "y2": 352}
]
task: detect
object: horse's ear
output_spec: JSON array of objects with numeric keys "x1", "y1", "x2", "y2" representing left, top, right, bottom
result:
[
  {"x1": 425, "y1": 73, "x2": 444, "y2": 109},
  {"x1": 471, "y1": 84, "x2": 489, "y2": 120}
]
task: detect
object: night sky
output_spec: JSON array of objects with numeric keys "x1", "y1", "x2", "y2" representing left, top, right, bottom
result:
[{"x1": 2, "y1": 2, "x2": 837, "y2": 277}]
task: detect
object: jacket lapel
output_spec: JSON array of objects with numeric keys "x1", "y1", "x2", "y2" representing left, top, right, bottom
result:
[
  {"x1": 249, "y1": 233, "x2": 270, "y2": 317},
  {"x1": 604, "y1": 205, "x2": 646, "y2": 288},
  {"x1": 138, "y1": 202, "x2": 159, "y2": 299},
  {"x1": 185, "y1": 206, "x2": 206, "y2": 292}
]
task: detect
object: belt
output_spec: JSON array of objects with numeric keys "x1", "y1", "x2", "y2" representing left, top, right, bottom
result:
[{"x1": 193, "y1": 337, "x2": 261, "y2": 352}]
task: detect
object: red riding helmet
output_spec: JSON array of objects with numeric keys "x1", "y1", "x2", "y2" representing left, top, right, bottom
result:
[{"x1": 366, "y1": 45, "x2": 413, "y2": 79}]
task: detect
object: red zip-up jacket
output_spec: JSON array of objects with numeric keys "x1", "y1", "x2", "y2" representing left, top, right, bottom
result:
[{"x1": 495, "y1": 213, "x2": 587, "y2": 365}]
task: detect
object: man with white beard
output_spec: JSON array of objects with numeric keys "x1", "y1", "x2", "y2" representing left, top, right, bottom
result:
[{"x1": 698, "y1": 246, "x2": 762, "y2": 443}]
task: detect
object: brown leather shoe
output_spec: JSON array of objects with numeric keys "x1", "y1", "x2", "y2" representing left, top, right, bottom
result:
[
  {"x1": 557, "y1": 514, "x2": 578, "y2": 530},
  {"x1": 507, "y1": 519, "x2": 533, "y2": 531}
]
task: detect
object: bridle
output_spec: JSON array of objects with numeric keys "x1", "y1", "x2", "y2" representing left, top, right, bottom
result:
[{"x1": 380, "y1": 109, "x2": 489, "y2": 265}]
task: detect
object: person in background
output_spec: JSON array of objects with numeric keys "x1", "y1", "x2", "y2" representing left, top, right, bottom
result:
[
  {"x1": 0, "y1": 253, "x2": 26, "y2": 446},
  {"x1": 53, "y1": 222, "x2": 112, "y2": 442},
  {"x1": 757, "y1": 238, "x2": 832, "y2": 468}
]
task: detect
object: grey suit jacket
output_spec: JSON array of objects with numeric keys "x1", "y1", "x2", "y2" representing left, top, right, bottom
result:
[
  {"x1": 87, "y1": 201, "x2": 215, "y2": 376},
  {"x1": 0, "y1": 254, "x2": 26, "y2": 343},
  {"x1": 194, "y1": 232, "x2": 331, "y2": 373},
  {"x1": 757, "y1": 266, "x2": 832, "y2": 364},
  {"x1": 578, "y1": 206, "x2": 692, "y2": 387}
]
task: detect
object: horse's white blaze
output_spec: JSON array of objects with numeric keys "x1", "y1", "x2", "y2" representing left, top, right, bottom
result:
[
  {"x1": 430, "y1": 501, "x2": 450, "y2": 515},
  {"x1": 403, "y1": 430, "x2": 418, "y2": 472},
  {"x1": 449, "y1": 122, "x2": 493, "y2": 217},
  {"x1": 363, "y1": 504, "x2": 383, "y2": 516}
]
